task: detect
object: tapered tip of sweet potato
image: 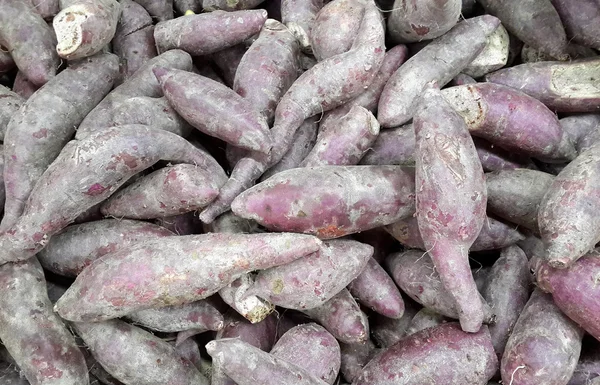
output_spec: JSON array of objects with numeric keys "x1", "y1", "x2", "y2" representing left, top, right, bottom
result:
[
  {"x1": 152, "y1": 66, "x2": 169, "y2": 83},
  {"x1": 205, "y1": 340, "x2": 218, "y2": 355},
  {"x1": 53, "y1": 6, "x2": 87, "y2": 59}
]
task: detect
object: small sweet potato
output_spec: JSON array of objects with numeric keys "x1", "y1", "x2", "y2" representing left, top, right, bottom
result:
[
  {"x1": 501, "y1": 289, "x2": 583, "y2": 385},
  {"x1": 339, "y1": 340, "x2": 376, "y2": 383},
  {"x1": 203, "y1": 0, "x2": 265, "y2": 12},
  {"x1": 133, "y1": 0, "x2": 173, "y2": 21},
  {"x1": 360, "y1": 123, "x2": 416, "y2": 166},
  {"x1": 568, "y1": 347, "x2": 600, "y2": 385},
  {"x1": 370, "y1": 301, "x2": 419, "y2": 348},
  {"x1": 354, "y1": 323, "x2": 498, "y2": 385},
  {"x1": 12, "y1": 71, "x2": 41, "y2": 99},
  {"x1": 212, "y1": 44, "x2": 247, "y2": 87},
  {"x1": 387, "y1": 0, "x2": 461, "y2": 43},
  {"x1": 281, "y1": 0, "x2": 323, "y2": 52},
  {"x1": 0, "y1": 85, "x2": 22, "y2": 141},
  {"x1": 550, "y1": 0, "x2": 600, "y2": 50},
  {"x1": 473, "y1": 137, "x2": 538, "y2": 172},
  {"x1": 405, "y1": 308, "x2": 448, "y2": 336},
  {"x1": 560, "y1": 114, "x2": 600, "y2": 154},
  {"x1": 0, "y1": 49, "x2": 14, "y2": 73},
  {"x1": 451, "y1": 74, "x2": 477, "y2": 86}
]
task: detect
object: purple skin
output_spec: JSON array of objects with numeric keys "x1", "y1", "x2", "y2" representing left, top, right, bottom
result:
[
  {"x1": 54, "y1": 233, "x2": 322, "y2": 322},
  {"x1": 100, "y1": 164, "x2": 222, "y2": 219},
  {"x1": 378, "y1": 15, "x2": 501, "y2": 128},
  {"x1": 560, "y1": 114, "x2": 600, "y2": 154},
  {"x1": 310, "y1": 0, "x2": 365, "y2": 61},
  {"x1": 0, "y1": 49, "x2": 14, "y2": 73},
  {"x1": 0, "y1": 86, "x2": 23, "y2": 141},
  {"x1": 473, "y1": 137, "x2": 538, "y2": 172},
  {"x1": 231, "y1": 165, "x2": 416, "y2": 239},
  {"x1": 482, "y1": 245, "x2": 531, "y2": 357},
  {"x1": 538, "y1": 141, "x2": 600, "y2": 268},
  {"x1": 0, "y1": 0, "x2": 58, "y2": 86},
  {"x1": 76, "y1": 49, "x2": 193, "y2": 138},
  {"x1": 203, "y1": 0, "x2": 266, "y2": 12},
  {"x1": 213, "y1": 44, "x2": 247, "y2": 87},
  {"x1": 450, "y1": 73, "x2": 477, "y2": 86},
  {"x1": 441, "y1": 83, "x2": 577, "y2": 163},
  {"x1": 133, "y1": 0, "x2": 173, "y2": 21},
  {"x1": 414, "y1": 87, "x2": 488, "y2": 333},
  {"x1": 500, "y1": 289, "x2": 583, "y2": 385},
  {"x1": 112, "y1": 0, "x2": 157, "y2": 82},
  {"x1": 360, "y1": 123, "x2": 416, "y2": 166},
  {"x1": 75, "y1": 320, "x2": 208, "y2": 385},
  {"x1": 385, "y1": 250, "x2": 495, "y2": 323},
  {"x1": 302, "y1": 289, "x2": 369, "y2": 344},
  {"x1": 386, "y1": 215, "x2": 525, "y2": 251},
  {"x1": 486, "y1": 169, "x2": 555, "y2": 231},
  {"x1": 568, "y1": 347, "x2": 600, "y2": 385},
  {"x1": 174, "y1": 338, "x2": 204, "y2": 372},
  {"x1": 348, "y1": 257, "x2": 405, "y2": 319},
  {"x1": 339, "y1": 340, "x2": 377, "y2": 383},
  {"x1": 535, "y1": 253, "x2": 600, "y2": 342},
  {"x1": 0, "y1": 259, "x2": 89, "y2": 385},
  {"x1": 37, "y1": 219, "x2": 174, "y2": 277},
  {"x1": 12, "y1": 71, "x2": 40, "y2": 99},
  {"x1": 207, "y1": 338, "x2": 328, "y2": 385},
  {"x1": 388, "y1": 0, "x2": 461, "y2": 43},
  {"x1": 247, "y1": 239, "x2": 372, "y2": 310},
  {"x1": 154, "y1": 67, "x2": 272, "y2": 154},
  {"x1": 355, "y1": 323, "x2": 498, "y2": 385},
  {"x1": 261, "y1": 117, "x2": 319, "y2": 180},
  {"x1": 154, "y1": 10, "x2": 267, "y2": 55},
  {"x1": 0, "y1": 361, "x2": 31, "y2": 385},
  {"x1": 270, "y1": 323, "x2": 341, "y2": 384},
  {"x1": 517, "y1": 234, "x2": 545, "y2": 261},
  {"x1": 405, "y1": 308, "x2": 449, "y2": 336},
  {"x1": 126, "y1": 300, "x2": 224, "y2": 333},
  {"x1": 0, "y1": 125, "x2": 226, "y2": 264},
  {"x1": 53, "y1": 0, "x2": 121, "y2": 60},
  {"x1": 1, "y1": 53, "x2": 120, "y2": 232},
  {"x1": 300, "y1": 106, "x2": 379, "y2": 167},
  {"x1": 370, "y1": 301, "x2": 419, "y2": 348},
  {"x1": 485, "y1": 59, "x2": 600, "y2": 113},
  {"x1": 551, "y1": 0, "x2": 600, "y2": 49},
  {"x1": 281, "y1": 0, "x2": 323, "y2": 50}
]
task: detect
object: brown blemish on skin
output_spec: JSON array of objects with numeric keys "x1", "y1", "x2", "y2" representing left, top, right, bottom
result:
[{"x1": 315, "y1": 224, "x2": 348, "y2": 239}]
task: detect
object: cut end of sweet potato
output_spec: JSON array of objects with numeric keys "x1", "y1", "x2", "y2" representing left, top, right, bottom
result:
[{"x1": 53, "y1": 7, "x2": 88, "y2": 59}]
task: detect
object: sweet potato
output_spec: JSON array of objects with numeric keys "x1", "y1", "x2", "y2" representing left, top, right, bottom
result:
[
  {"x1": 0, "y1": 259, "x2": 88, "y2": 385},
  {"x1": 352, "y1": 226, "x2": 397, "y2": 263},
  {"x1": 231, "y1": 165, "x2": 415, "y2": 239},
  {"x1": 568, "y1": 347, "x2": 600, "y2": 385},
  {"x1": 500, "y1": 289, "x2": 583, "y2": 385},
  {"x1": 378, "y1": 15, "x2": 500, "y2": 127},
  {"x1": 473, "y1": 266, "x2": 491, "y2": 292},
  {"x1": 485, "y1": 58, "x2": 600, "y2": 113},
  {"x1": 75, "y1": 319, "x2": 208, "y2": 385},
  {"x1": 203, "y1": 0, "x2": 265, "y2": 11},
  {"x1": 482, "y1": 245, "x2": 531, "y2": 356},
  {"x1": 11, "y1": 71, "x2": 40, "y2": 99},
  {"x1": 405, "y1": 308, "x2": 448, "y2": 335},
  {"x1": 207, "y1": 338, "x2": 328, "y2": 385},
  {"x1": 0, "y1": 85, "x2": 22, "y2": 141},
  {"x1": 0, "y1": 362, "x2": 30, "y2": 385},
  {"x1": 310, "y1": 0, "x2": 364, "y2": 61},
  {"x1": 211, "y1": 44, "x2": 247, "y2": 88},
  {"x1": 561, "y1": 114, "x2": 600, "y2": 154},
  {"x1": 1, "y1": 53, "x2": 120, "y2": 232},
  {"x1": 385, "y1": 215, "x2": 525, "y2": 251},
  {"x1": 339, "y1": 340, "x2": 376, "y2": 383},
  {"x1": 0, "y1": 49, "x2": 14, "y2": 73},
  {"x1": 174, "y1": 338, "x2": 204, "y2": 373},
  {"x1": 348, "y1": 257, "x2": 405, "y2": 319},
  {"x1": 414, "y1": 86, "x2": 488, "y2": 332},
  {"x1": 387, "y1": 0, "x2": 461, "y2": 43},
  {"x1": 550, "y1": 0, "x2": 600, "y2": 50},
  {"x1": 354, "y1": 323, "x2": 498, "y2": 385},
  {"x1": 133, "y1": 0, "x2": 172, "y2": 20},
  {"x1": 38, "y1": 219, "x2": 173, "y2": 277},
  {"x1": 270, "y1": 323, "x2": 341, "y2": 384},
  {"x1": 219, "y1": 274, "x2": 274, "y2": 324},
  {"x1": 154, "y1": 10, "x2": 267, "y2": 55},
  {"x1": 538, "y1": 142, "x2": 600, "y2": 268},
  {"x1": 360, "y1": 123, "x2": 415, "y2": 166},
  {"x1": 55, "y1": 233, "x2": 322, "y2": 321},
  {"x1": 155, "y1": 212, "x2": 201, "y2": 235},
  {"x1": 370, "y1": 302, "x2": 419, "y2": 348},
  {"x1": 302, "y1": 289, "x2": 369, "y2": 344},
  {"x1": 473, "y1": 137, "x2": 538, "y2": 172},
  {"x1": 154, "y1": 67, "x2": 272, "y2": 154},
  {"x1": 53, "y1": 0, "x2": 121, "y2": 60},
  {"x1": 441, "y1": 82, "x2": 577, "y2": 162},
  {"x1": 300, "y1": 106, "x2": 379, "y2": 167},
  {"x1": 0, "y1": 124, "x2": 226, "y2": 264},
  {"x1": 485, "y1": 169, "x2": 554, "y2": 231},
  {"x1": 113, "y1": 0, "x2": 157, "y2": 82},
  {"x1": 247, "y1": 239, "x2": 372, "y2": 310},
  {"x1": 462, "y1": 25, "x2": 509, "y2": 78},
  {"x1": 204, "y1": 211, "x2": 260, "y2": 234},
  {"x1": 451, "y1": 74, "x2": 477, "y2": 86},
  {"x1": 281, "y1": 0, "x2": 323, "y2": 52}
]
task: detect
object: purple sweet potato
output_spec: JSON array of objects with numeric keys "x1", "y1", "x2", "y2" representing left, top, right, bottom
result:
[
  {"x1": 482, "y1": 245, "x2": 531, "y2": 356},
  {"x1": 486, "y1": 59, "x2": 600, "y2": 113},
  {"x1": 75, "y1": 319, "x2": 208, "y2": 385},
  {"x1": 154, "y1": 67, "x2": 272, "y2": 154},
  {"x1": 405, "y1": 308, "x2": 448, "y2": 336},
  {"x1": 441, "y1": 83, "x2": 577, "y2": 162},
  {"x1": 38, "y1": 219, "x2": 173, "y2": 277},
  {"x1": 154, "y1": 10, "x2": 267, "y2": 55},
  {"x1": 281, "y1": 0, "x2": 324, "y2": 52},
  {"x1": 0, "y1": 124, "x2": 226, "y2": 264},
  {"x1": 113, "y1": 0, "x2": 157, "y2": 81},
  {"x1": 551, "y1": 0, "x2": 600, "y2": 50},
  {"x1": 0, "y1": 49, "x2": 14, "y2": 73},
  {"x1": 302, "y1": 288, "x2": 369, "y2": 344},
  {"x1": 360, "y1": 123, "x2": 416, "y2": 166},
  {"x1": 247, "y1": 239, "x2": 372, "y2": 310},
  {"x1": 451, "y1": 74, "x2": 477, "y2": 86},
  {"x1": 12, "y1": 71, "x2": 40, "y2": 99},
  {"x1": 0, "y1": 85, "x2": 22, "y2": 141},
  {"x1": 378, "y1": 15, "x2": 500, "y2": 127},
  {"x1": 310, "y1": 0, "x2": 365, "y2": 61},
  {"x1": 486, "y1": 169, "x2": 555, "y2": 231},
  {"x1": 126, "y1": 300, "x2": 224, "y2": 333},
  {"x1": 339, "y1": 340, "x2": 376, "y2": 383},
  {"x1": 385, "y1": 215, "x2": 525, "y2": 251},
  {"x1": 207, "y1": 338, "x2": 328, "y2": 385},
  {"x1": 538, "y1": 142, "x2": 600, "y2": 268},
  {"x1": 174, "y1": 338, "x2": 204, "y2": 373},
  {"x1": 370, "y1": 301, "x2": 419, "y2": 348},
  {"x1": 561, "y1": 114, "x2": 600, "y2": 154},
  {"x1": 270, "y1": 323, "x2": 341, "y2": 384},
  {"x1": 354, "y1": 323, "x2": 498, "y2": 385},
  {"x1": 0, "y1": 0, "x2": 58, "y2": 86},
  {"x1": 219, "y1": 274, "x2": 274, "y2": 324},
  {"x1": 500, "y1": 289, "x2": 583, "y2": 385},
  {"x1": 54, "y1": 233, "x2": 322, "y2": 321},
  {"x1": 352, "y1": 227, "x2": 397, "y2": 263},
  {"x1": 414, "y1": 86, "x2": 488, "y2": 332},
  {"x1": 300, "y1": 106, "x2": 379, "y2": 167},
  {"x1": 386, "y1": 250, "x2": 494, "y2": 324},
  {"x1": 53, "y1": 0, "x2": 121, "y2": 60},
  {"x1": 211, "y1": 44, "x2": 246, "y2": 88},
  {"x1": 1, "y1": 53, "x2": 120, "y2": 232},
  {"x1": 348, "y1": 257, "x2": 405, "y2": 319},
  {"x1": 203, "y1": 0, "x2": 265, "y2": 11},
  {"x1": 0, "y1": 362, "x2": 30, "y2": 385},
  {"x1": 568, "y1": 347, "x2": 600, "y2": 385},
  {"x1": 0, "y1": 259, "x2": 88, "y2": 385},
  {"x1": 133, "y1": 0, "x2": 173, "y2": 21},
  {"x1": 387, "y1": 0, "x2": 461, "y2": 43},
  {"x1": 231, "y1": 165, "x2": 415, "y2": 239},
  {"x1": 473, "y1": 137, "x2": 538, "y2": 172}
]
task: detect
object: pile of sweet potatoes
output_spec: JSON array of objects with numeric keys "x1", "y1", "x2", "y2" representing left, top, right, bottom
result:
[{"x1": 0, "y1": 0, "x2": 599, "y2": 383}]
